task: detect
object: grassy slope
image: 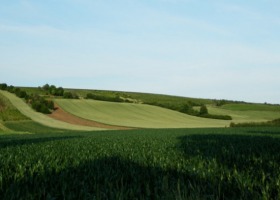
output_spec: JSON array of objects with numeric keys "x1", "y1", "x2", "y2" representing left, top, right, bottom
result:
[
  {"x1": 56, "y1": 99, "x2": 229, "y2": 128},
  {"x1": 0, "y1": 90, "x2": 104, "y2": 131},
  {"x1": 0, "y1": 92, "x2": 29, "y2": 121},
  {"x1": 56, "y1": 99, "x2": 280, "y2": 128},
  {"x1": 208, "y1": 105, "x2": 280, "y2": 123},
  {"x1": 221, "y1": 103, "x2": 280, "y2": 111},
  {"x1": 19, "y1": 86, "x2": 280, "y2": 127}
]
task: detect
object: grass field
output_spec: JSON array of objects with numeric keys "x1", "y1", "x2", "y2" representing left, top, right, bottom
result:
[
  {"x1": 208, "y1": 105, "x2": 280, "y2": 123},
  {"x1": 0, "y1": 127, "x2": 280, "y2": 199},
  {"x1": 56, "y1": 99, "x2": 230, "y2": 128},
  {"x1": 0, "y1": 92, "x2": 29, "y2": 122},
  {"x1": 221, "y1": 103, "x2": 280, "y2": 112},
  {"x1": 56, "y1": 99, "x2": 280, "y2": 128},
  {"x1": 0, "y1": 91, "x2": 104, "y2": 131}
]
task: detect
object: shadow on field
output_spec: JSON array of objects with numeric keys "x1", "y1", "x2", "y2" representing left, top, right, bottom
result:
[
  {"x1": 1, "y1": 155, "x2": 259, "y2": 200},
  {"x1": 178, "y1": 134, "x2": 280, "y2": 172},
  {"x1": 1, "y1": 156, "x2": 195, "y2": 199},
  {"x1": 3, "y1": 155, "x2": 278, "y2": 200},
  {"x1": 0, "y1": 135, "x2": 82, "y2": 149}
]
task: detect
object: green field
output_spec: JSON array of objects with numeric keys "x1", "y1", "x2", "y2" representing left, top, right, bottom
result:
[
  {"x1": 56, "y1": 99, "x2": 229, "y2": 128},
  {"x1": 221, "y1": 103, "x2": 280, "y2": 112},
  {"x1": 56, "y1": 99, "x2": 280, "y2": 128},
  {"x1": 1, "y1": 127, "x2": 280, "y2": 199},
  {"x1": 208, "y1": 105, "x2": 280, "y2": 123},
  {"x1": 0, "y1": 90, "x2": 104, "y2": 131}
]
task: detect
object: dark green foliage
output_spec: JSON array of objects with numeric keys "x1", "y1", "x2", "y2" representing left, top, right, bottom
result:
[
  {"x1": 214, "y1": 99, "x2": 227, "y2": 106},
  {"x1": 197, "y1": 105, "x2": 232, "y2": 120},
  {"x1": 200, "y1": 114, "x2": 232, "y2": 120},
  {"x1": 144, "y1": 99, "x2": 232, "y2": 120},
  {"x1": 63, "y1": 92, "x2": 79, "y2": 99},
  {"x1": 28, "y1": 95, "x2": 54, "y2": 114},
  {"x1": 230, "y1": 118, "x2": 280, "y2": 127},
  {"x1": 1, "y1": 84, "x2": 55, "y2": 114},
  {"x1": 199, "y1": 104, "x2": 208, "y2": 115},
  {"x1": 86, "y1": 93, "x2": 124, "y2": 102},
  {"x1": 0, "y1": 83, "x2": 8, "y2": 90},
  {"x1": 214, "y1": 99, "x2": 247, "y2": 106},
  {"x1": 6, "y1": 85, "x2": 15, "y2": 93},
  {"x1": 14, "y1": 88, "x2": 28, "y2": 98},
  {"x1": 42, "y1": 83, "x2": 50, "y2": 91},
  {"x1": 41, "y1": 84, "x2": 64, "y2": 96},
  {"x1": 180, "y1": 103, "x2": 193, "y2": 113},
  {"x1": 0, "y1": 127, "x2": 280, "y2": 199}
]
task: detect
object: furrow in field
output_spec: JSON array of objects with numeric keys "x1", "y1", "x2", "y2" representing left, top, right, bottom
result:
[
  {"x1": 55, "y1": 99, "x2": 230, "y2": 128},
  {"x1": 48, "y1": 103, "x2": 135, "y2": 130},
  {"x1": 0, "y1": 91, "x2": 104, "y2": 131}
]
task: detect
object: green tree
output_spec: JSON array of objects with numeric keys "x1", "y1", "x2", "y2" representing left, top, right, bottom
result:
[
  {"x1": 199, "y1": 105, "x2": 208, "y2": 115},
  {"x1": 0, "y1": 83, "x2": 8, "y2": 90},
  {"x1": 42, "y1": 84, "x2": 50, "y2": 91}
]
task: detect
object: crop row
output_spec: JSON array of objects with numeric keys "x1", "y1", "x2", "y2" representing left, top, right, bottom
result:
[{"x1": 0, "y1": 127, "x2": 280, "y2": 199}]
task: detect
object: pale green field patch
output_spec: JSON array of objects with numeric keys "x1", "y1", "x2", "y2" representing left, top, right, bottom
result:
[
  {"x1": 56, "y1": 99, "x2": 230, "y2": 128},
  {"x1": 208, "y1": 105, "x2": 280, "y2": 123}
]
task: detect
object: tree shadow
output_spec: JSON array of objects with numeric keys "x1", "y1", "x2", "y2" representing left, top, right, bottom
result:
[
  {"x1": 178, "y1": 134, "x2": 280, "y2": 172},
  {"x1": 2, "y1": 153, "x2": 279, "y2": 200},
  {"x1": 176, "y1": 133, "x2": 280, "y2": 199},
  {"x1": 0, "y1": 156, "x2": 192, "y2": 199},
  {"x1": 1, "y1": 131, "x2": 280, "y2": 199}
]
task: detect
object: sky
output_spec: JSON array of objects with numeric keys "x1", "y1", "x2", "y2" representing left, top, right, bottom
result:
[{"x1": 0, "y1": 0, "x2": 280, "y2": 104}]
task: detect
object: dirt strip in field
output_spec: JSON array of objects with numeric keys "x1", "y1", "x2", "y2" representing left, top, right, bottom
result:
[{"x1": 48, "y1": 104, "x2": 135, "y2": 130}]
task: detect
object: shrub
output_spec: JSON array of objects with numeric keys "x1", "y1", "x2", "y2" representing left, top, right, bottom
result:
[
  {"x1": 41, "y1": 84, "x2": 64, "y2": 96},
  {"x1": 230, "y1": 118, "x2": 280, "y2": 127},
  {"x1": 86, "y1": 93, "x2": 124, "y2": 102},
  {"x1": 0, "y1": 83, "x2": 8, "y2": 90},
  {"x1": 7, "y1": 85, "x2": 15, "y2": 93},
  {"x1": 28, "y1": 94, "x2": 54, "y2": 114},
  {"x1": 199, "y1": 105, "x2": 208, "y2": 115},
  {"x1": 63, "y1": 92, "x2": 78, "y2": 99}
]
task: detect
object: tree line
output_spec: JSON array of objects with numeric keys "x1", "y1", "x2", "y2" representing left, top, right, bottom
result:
[
  {"x1": 0, "y1": 83, "x2": 54, "y2": 114},
  {"x1": 0, "y1": 83, "x2": 79, "y2": 114}
]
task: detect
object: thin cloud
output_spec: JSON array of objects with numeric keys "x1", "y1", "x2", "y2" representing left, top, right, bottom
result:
[{"x1": 0, "y1": 24, "x2": 67, "y2": 37}]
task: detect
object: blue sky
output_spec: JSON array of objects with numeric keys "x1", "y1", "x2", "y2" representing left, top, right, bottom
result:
[{"x1": 1, "y1": 0, "x2": 280, "y2": 103}]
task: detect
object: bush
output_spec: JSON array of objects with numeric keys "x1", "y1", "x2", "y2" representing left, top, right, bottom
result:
[
  {"x1": 63, "y1": 92, "x2": 79, "y2": 99},
  {"x1": 199, "y1": 105, "x2": 208, "y2": 115},
  {"x1": 0, "y1": 83, "x2": 8, "y2": 90},
  {"x1": 28, "y1": 95, "x2": 54, "y2": 114},
  {"x1": 13, "y1": 88, "x2": 28, "y2": 99},
  {"x1": 201, "y1": 114, "x2": 232, "y2": 120},
  {"x1": 86, "y1": 93, "x2": 124, "y2": 102},
  {"x1": 41, "y1": 84, "x2": 64, "y2": 96},
  {"x1": 230, "y1": 118, "x2": 280, "y2": 127},
  {"x1": 7, "y1": 85, "x2": 15, "y2": 93}
]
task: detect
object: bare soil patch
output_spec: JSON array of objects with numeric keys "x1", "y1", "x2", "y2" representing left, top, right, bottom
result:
[{"x1": 48, "y1": 104, "x2": 134, "y2": 130}]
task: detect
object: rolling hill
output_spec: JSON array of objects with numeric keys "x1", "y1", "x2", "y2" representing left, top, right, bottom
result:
[{"x1": 1, "y1": 85, "x2": 280, "y2": 131}]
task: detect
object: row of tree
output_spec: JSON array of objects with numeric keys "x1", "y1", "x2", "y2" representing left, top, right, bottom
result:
[
  {"x1": 40, "y1": 84, "x2": 79, "y2": 99},
  {"x1": 0, "y1": 83, "x2": 55, "y2": 114},
  {"x1": 0, "y1": 83, "x2": 28, "y2": 98},
  {"x1": 86, "y1": 93, "x2": 129, "y2": 103},
  {"x1": 230, "y1": 118, "x2": 280, "y2": 127},
  {"x1": 40, "y1": 84, "x2": 64, "y2": 96},
  {"x1": 146, "y1": 100, "x2": 232, "y2": 120}
]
